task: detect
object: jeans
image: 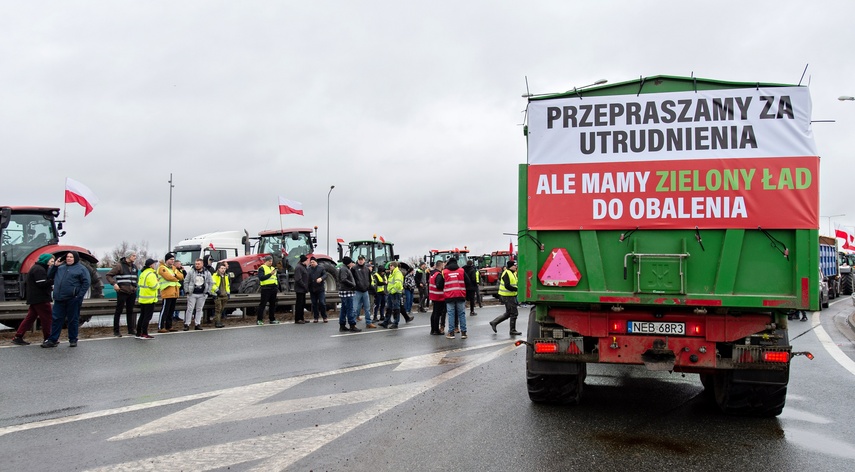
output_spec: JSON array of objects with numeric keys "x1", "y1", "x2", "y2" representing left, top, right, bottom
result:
[
  {"x1": 353, "y1": 291, "x2": 371, "y2": 325},
  {"x1": 373, "y1": 292, "x2": 386, "y2": 320},
  {"x1": 339, "y1": 295, "x2": 356, "y2": 326},
  {"x1": 311, "y1": 291, "x2": 327, "y2": 320},
  {"x1": 48, "y1": 297, "x2": 83, "y2": 343},
  {"x1": 446, "y1": 300, "x2": 467, "y2": 335},
  {"x1": 404, "y1": 289, "x2": 414, "y2": 313}
]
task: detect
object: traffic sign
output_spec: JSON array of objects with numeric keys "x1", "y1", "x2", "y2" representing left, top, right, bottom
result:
[{"x1": 538, "y1": 248, "x2": 581, "y2": 287}]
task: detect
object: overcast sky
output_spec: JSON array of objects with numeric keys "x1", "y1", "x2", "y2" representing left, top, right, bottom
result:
[{"x1": 3, "y1": 1, "x2": 854, "y2": 261}]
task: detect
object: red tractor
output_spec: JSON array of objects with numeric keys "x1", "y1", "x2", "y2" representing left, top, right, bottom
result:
[
  {"x1": 222, "y1": 227, "x2": 338, "y2": 294},
  {"x1": 478, "y1": 250, "x2": 516, "y2": 286},
  {"x1": 1, "y1": 206, "x2": 102, "y2": 327}
]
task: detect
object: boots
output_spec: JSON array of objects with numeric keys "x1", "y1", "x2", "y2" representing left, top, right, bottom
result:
[
  {"x1": 403, "y1": 310, "x2": 413, "y2": 323},
  {"x1": 340, "y1": 324, "x2": 349, "y2": 332},
  {"x1": 389, "y1": 309, "x2": 400, "y2": 328},
  {"x1": 509, "y1": 318, "x2": 522, "y2": 336},
  {"x1": 490, "y1": 313, "x2": 509, "y2": 333},
  {"x1": 800, "y1": 311, "x2": 808, "y2": 322},
  {"x1": 349, "y1": 323, "x2": 362, "y2": 332}
]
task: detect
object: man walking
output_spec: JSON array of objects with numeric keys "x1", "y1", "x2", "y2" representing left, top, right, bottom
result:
[
  {"x1": 11, "y1": 254, "x2": 54, "y2": 346},
  {"x1": 157, "y1": 253, "x2": 184, "y2": 333},
  {"x1": 106, "y1": 251, "x2": 138, "y2": 336},
  {"x1": 337, "y1": 257, "x2": 361, "y2": 332},
  {"x1": 183, "y1": 258, "x2": 213, "y2": 330},
  {"x1": 293, "y1": 255, "x2": 309, "y2": 324},
  {"x1": 308, "y1": 258, "x2": 328, "y2": 322},
  {"x1": 380, "y1": 261, "x2": 412, "y2": 328},
  {"x1": 210, "y1": 262, "x2": 230, "y2": 328},
  {"x1": 256, "y1": 255, "x2": 281, "y2": 325},
  {"x1": 42, "y1": 251, "x2": 90, "y2": 348},
  {"x1": 352, "y1": 255, "x2": 375, "y2": 329},
  {"x1": 443, "y1": 258, "x2": 467, "y2": 339},
  {"x1": 490, "y1": 261, "x2": 522, "y2": 336}
]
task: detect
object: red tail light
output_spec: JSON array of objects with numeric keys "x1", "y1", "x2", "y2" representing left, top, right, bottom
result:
[
  {"x1": 763, "y1": 351, "x2": 790, "y2": 363},
  {"x1": 686, "y1": 322, "x2": 704, "y2": 336},
  {"x1": 610, "y1": 321, "x2": 626, "y2": 334},
  {"x1": 534, "y1": 342, "x2": 558, "y2": 354}
]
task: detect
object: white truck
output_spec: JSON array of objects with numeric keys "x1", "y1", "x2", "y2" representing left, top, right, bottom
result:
[{"x1": 172, "y1": 230, "x2": 247, "y2": 268}]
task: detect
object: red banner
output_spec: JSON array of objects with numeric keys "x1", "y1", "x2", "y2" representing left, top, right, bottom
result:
[{"x1": 527, "y1": 156, "x2": 819, "y2": 230}]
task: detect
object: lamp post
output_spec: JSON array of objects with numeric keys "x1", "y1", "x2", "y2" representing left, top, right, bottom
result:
[
  {"x1": 167, "y1": 173, "x2": 174, "y2": 251},
  {"x1": 327, "y1": 185, "x2": 335, "y2": 254},
  {"x1": 822, "y1": 214, "x2": 845, "y2": 236}
]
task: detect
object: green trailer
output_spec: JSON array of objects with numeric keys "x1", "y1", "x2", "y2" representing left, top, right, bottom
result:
[{"x1": 519, "y1": 75, "x2": 819, "y2": 417}]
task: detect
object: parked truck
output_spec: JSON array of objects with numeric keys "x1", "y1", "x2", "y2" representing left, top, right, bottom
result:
[
  {"x1": 819, "y1": 236, "x2": 840, "y2": 299},
  {"x1": 838, "y1": 251, "x2": 855, "y2": 295},
  {"x1": 519, "y1": 75, "x2": 818, "y2": 417},
  {"x1": 0, "y1": 206, "x2": 102, "y2": 328},
  {"x1": 172, "y1": 230, "x2": 248, "y2": 268}
]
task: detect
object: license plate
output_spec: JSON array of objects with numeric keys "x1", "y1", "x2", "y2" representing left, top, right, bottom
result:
[{"x1": 627, "y1": 321, "x2": 685, "y2": 335}]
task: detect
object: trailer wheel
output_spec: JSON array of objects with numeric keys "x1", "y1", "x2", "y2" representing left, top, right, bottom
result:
[
  {"x1": 238, "y1": 276, "x2": 261, "y2": 294},
  {"x1": 525, "y1": 307, "x2": 586, "y2": 404},
  {"x1": 712, "y1": 370, "x2": 788, "y2": 417}
]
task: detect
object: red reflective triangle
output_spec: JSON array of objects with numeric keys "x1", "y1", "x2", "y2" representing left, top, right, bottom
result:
[{"x1": 538, "y1": 248, "x2": 581, "y2": 287}]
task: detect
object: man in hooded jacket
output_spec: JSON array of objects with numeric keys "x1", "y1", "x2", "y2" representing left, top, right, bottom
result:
[
  {"x1": 12, "y1": 253, "x2": 55, "y2": 345},
  {"x1": 42, "y1": 251, "x2": 90, "y2": 348}
]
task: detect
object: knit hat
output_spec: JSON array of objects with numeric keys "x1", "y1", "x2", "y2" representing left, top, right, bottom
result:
[
  {"x1": 299, "y1": 255, "x2": 308, "y2": 263},
  {"x1": 165, "y1": 252, "x2": 175, "y2": 261},
  {"x1": 507, "y1": 260, "x2": 517, "y2": 268},
  {"x1": 144, "y1": 258, "x2": 157, "y2": 268},
  {"x1": 342, "y1": 256, "x2": 353, "y2": 265},
  {"x1": 37, "y1": 253, "x2": 54, "y2": 265}
]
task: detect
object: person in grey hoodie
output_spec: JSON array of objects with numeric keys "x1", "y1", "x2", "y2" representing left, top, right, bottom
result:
[
  {"x1": 42, "y1": 251, "x2": 90, "y2": 348},
  {"x1": 183, "y1": 258, "x2": 214, "y2": 330}
]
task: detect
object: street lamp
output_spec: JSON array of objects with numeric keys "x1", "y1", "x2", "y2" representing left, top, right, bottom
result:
[
  {"x1": 822, "y1": 213, "x2": 845, "y2": 236},
  {"x1": 838, "y1": 96, "x2": 854, "y2": 101},
  {"x1": 327, "y1": 185, "x2": 335, "y2": 254},
  {"x1": 167, "y1": 173, "x2": 174, "y2": 251}
]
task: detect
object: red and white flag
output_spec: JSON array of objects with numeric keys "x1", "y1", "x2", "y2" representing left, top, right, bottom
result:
[
  {"x1": 65, "y1": 178, "x2": 99, "y2": 216},
  {"x1": 835, "y1": 224, "x2": 855, "y2": 250},
  {"x1": 336, "y1": 238, "x2": 345, "y2": 244},
  {"x1": 278, "y1": 196, "x2": 303, "y2": 216}
]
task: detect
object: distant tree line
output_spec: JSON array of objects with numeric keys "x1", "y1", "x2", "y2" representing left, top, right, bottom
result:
[{"x1": 98, "y1": 241, "x2": 158, "y2": 268}]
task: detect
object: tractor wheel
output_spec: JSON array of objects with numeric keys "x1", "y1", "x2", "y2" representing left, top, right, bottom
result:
[
  {"x1": 81, "y1": 261, "x2": 103, "y2": 299},
  {"x1": 318, "y1": 261, "x2": 339, "y2": 311},
  {"x1": 841, "y1": 272, "x2": 854, "y2": 295},
  {"x1": 238, "y1": 276, "x2": 261, "y2": 294}
]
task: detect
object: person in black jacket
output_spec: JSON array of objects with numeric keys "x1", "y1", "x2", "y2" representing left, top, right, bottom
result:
[
  {"x1": 308, "y1": 258, "x2": 328, "y2": 322},
  {"x1": 293, "y1": 255, "x2": 310, "y2": 324},
  {"x1": 12, "y1": 253, "x2": 55, "y2": 346},
  {"x1": 463, "y1": 260, "x2": 478, "y2": 316},
  {"x1": 337, "y1": 256, "x2": 360, "y2": 332},
  {"x1": 42, "y1": 251, "x2": 90, "y2": 348},
  {"x1": 105, "y1": 251, "x2": 138, "y2": 336}
]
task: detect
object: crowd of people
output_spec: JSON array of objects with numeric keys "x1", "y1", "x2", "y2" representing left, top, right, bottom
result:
[{"x1": 10, "y1": 250, "x2": 521, "y2": 347}]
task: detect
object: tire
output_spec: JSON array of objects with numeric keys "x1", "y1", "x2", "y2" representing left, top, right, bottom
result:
[
  {"x1": 525, "y1": 306, "x2": 586, "y2": 404},
  {"x1": 318, "y1": 261, "x2": 338, "y2": 292},
  {"x1": 238, "y1": 276, "x2": 260, "y2": 294},
  {"x1": 841, "y1": 272, "x2": 854, "y2": 295},
  {"x1": 712, "y1": 370, "x2": 788, "y2": 417},
  {"x1": 822, "y1": 292, "x2": 829, "y2": 309},
  {"x1": 80, "y1": 260, "x2": 103, "y2": 299}
]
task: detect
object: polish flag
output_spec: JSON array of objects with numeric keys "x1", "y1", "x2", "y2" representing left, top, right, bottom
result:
[
  {"x1": 278, "y1": 197, "x2": 303, "y2": 216},
  {"x1": 65, "y1": 178, "x2": 99, "y2": 216},
  {"x1": 379, "y1": 236, "x2": 386, "y2": 243},
  {"x1": 835, "y1": 224, "x2": 855, "y2": 250},
  {"x1": 336, "y1": 238, "x2": 345, "y2": 244}
]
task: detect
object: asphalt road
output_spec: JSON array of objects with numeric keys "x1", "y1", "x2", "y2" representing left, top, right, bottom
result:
[{"x1": 2, "y1": 303, "x2": 854, "y2": 471}]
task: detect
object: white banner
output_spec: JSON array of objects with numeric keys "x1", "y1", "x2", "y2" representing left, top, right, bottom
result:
[{"x1": 527, "y1": 87, "x2": 817, "y2": 165}]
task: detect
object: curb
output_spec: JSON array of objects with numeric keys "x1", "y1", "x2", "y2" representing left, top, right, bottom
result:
[{"x1": 849, "y1": 312, "x2": 855, "y2": 335}]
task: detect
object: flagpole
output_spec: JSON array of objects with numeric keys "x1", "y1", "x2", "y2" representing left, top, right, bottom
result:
[
  {"x1": 63, "y1": 177, "x2": 67, "y2": 221},
  {"x1": 279, "y1": 197, "x2": 284, "y2": 236},
  {"x1": 168, "y1": 173, "x2": 174, "y2": 251}
]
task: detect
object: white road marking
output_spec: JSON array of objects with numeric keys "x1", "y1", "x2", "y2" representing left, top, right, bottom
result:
[
  {"x1": 80, "y1": 342, "x2": 517, "y2": 471},
  {"x1": 812, "y1": 311, "x2": 855, "y2": 376}
]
